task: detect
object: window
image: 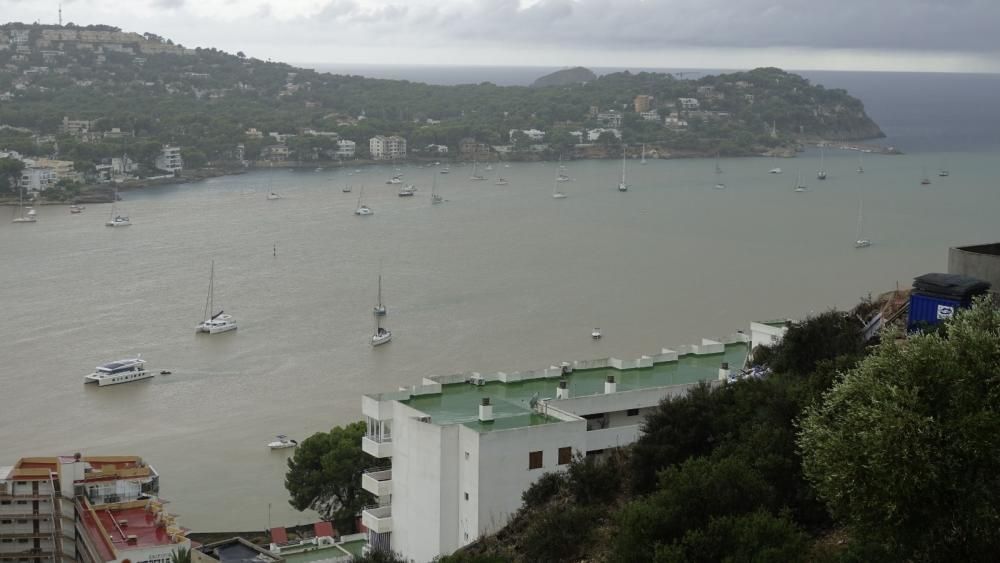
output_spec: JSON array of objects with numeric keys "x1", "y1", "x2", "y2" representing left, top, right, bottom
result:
[
  {"x1": 16, "y1": 519, "x2": 28, "y2": 524},
  {"x1": 558, "y1": 447, "x2": 572, "y2": 465},
  {"x1": 626, "y1": 408, "x2": 640, "y2": 416},
  {"x1": 0, "y1": 520, "x2": 10, "y2": 524},
  {"x1": 464, "y1": 492, "x2": 469, "y2": 500},
  {"x1": 528, "y1": 450, "x2": 543, "y2": 470},
  {"x1": 15, "y1": 481, "x2": 27, "y2": 485},
  {"x1": 0, "y1": 501, "x2": 9, "y2": 505},
  {"x1": 15, "y1": 500, "x2": 27, "y2": 505},
  {"x1": 464, "y1": 452, "x2": 470, "y2": 460}
]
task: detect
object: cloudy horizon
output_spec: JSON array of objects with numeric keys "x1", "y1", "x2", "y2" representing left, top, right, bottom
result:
[{"x1": 2, "y1": 0, "x2": 998, "y2": 74}]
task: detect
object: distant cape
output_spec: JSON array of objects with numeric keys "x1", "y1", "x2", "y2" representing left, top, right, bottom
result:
[{"x1": 530, "y1": 67, "x2": 597, "y2": 88}]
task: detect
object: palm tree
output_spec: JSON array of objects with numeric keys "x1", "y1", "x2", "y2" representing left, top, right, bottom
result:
[{"x1": 170, "y1": 547, "x2": 192, "y2": 563}]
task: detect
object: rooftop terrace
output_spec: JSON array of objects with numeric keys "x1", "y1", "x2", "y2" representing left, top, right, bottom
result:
[
  {"x1": 400, "y1": 341, "x2": 748, "y2": 432},
  {"x1": 78, "y1": 498, "x2": 187, "y2": 561}
]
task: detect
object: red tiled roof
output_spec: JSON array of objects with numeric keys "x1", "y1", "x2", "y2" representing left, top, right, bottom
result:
[{"x1": 79, "y1": 499, "x2": 181, "y2": 561}]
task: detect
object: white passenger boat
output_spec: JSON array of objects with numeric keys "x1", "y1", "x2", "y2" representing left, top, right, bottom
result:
[
  {"x1": 268, "y1": 435, "x2": 298, "y2": 450},
  {"x1": 84, "y1": 357, "x2": 151, "y2": 386}
]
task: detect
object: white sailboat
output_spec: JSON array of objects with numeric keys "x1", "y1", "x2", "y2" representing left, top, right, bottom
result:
[
  {"x1": 105, "y1": 186, "x2": 131, "y2": 227},
  {"x1": 640, "y1": 144, "x2": 647, "y2": 165},
  {"x1": 372, "y1": 316, "x2": 392, "y2": 346},
  {"x1": 373, "y1": 274, "x2": 387, "y2": 317},
  {"x1": 817, "y1": 145, "x2": 827, "y2": 180},
  {"x1": 11, "y1": 184, "x2": 36, "y2": 223},
  {"x1": 354, "y1": 186, "x2": 373, "y2": 215},
  {"x1": 854, "y1": 197, "x2": 871, "y2": 248},
  {"x1": 196, "y1": 261, "x2": 237, "y2": 334},
  {"x1": 431, "y1": 175, "x2": 444, "y2": 204},
  {"x1": 552, "y1": 162, "x2": 567, "y2": 199},
  {"x1": 713, "y1": 152, "x2": 725, "y2": 189},
  {"x1": 794, "y1": 174, "x2": 807, "y2": 192},
  {"x1": 556, "y1": 156, "x2": 570, "y2": 182},
  {"x1": 618, "y1": 145, "x2": 629, "y2": 191},
  {"x1": 470, "y1": 159, "x2": 486, "y2": 181}
]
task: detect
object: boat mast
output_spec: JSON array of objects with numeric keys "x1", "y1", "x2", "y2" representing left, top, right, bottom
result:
[
  {"x1": 203, "y1": 261, "x2": 214, "y2": 321},
  {"x1": 377, "y1": 274, "x2": 383, "y2": 310},
  {"x1": 621, "y1": 145, "x2": 627, "y2": 185}
]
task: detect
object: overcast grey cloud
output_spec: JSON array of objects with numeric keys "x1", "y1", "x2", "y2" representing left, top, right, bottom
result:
[{"x1": 2, "y1": 0, "x2": 998, "y2": 72}]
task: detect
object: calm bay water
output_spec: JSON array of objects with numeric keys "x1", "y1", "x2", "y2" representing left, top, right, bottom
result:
[{"x1": 2, "y1": 68, "x2": 999, "y2": 530}]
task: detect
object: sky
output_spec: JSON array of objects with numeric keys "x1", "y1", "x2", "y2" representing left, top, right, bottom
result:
[{"x1": 2, "y1": 0, "x2": 999, "y2": 73}]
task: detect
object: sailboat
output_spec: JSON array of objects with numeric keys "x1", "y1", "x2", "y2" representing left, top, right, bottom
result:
[
  {"x1": 854, "y1": 198, "x2": 871, "y2": 248},
  {"x1": 556, "y1": 156, "x2": 570, "y2": 182},
  {"x1": 11, "y1": 184, "x2": 36, "y2": 223},
  {"x1": 618, "y1": 145, "x2": 629, "y2": 191},
  {"x1": 494, "y1": 169, "x2": 508, "y2": 186},
  {"x1": 373, "y1": 274, "x2": 387, "y2": 316},
  {"x1": 196, "y1": 261, "x2": 237, "y2": 334},
  {"x1": 431, "y1": 175, "x2": 444, "y2": 204},
  {"x1": 470, "y1": 159, "x2": 486, "y2": 181},
  {"x1": 857, "y1": 151, "x2": 864, "y2": 174},
  {"x1": 372, "y1": 315, "x2": 391, "y2": 347},
  {"x1": 552, "y1": 162, "x2": 567, "y2": 199},
  {"x1": 817, "y1": 145, "x2": 827, "y2": 180},
  {"x1": 920, "y1": 167, "x2": 931, "y2": 185},
  {"x1": 354, "y1": 186, "x2": 373, "y2": 215},
  {"x1": 105, "y1": 186, "x2": 131, "y2": 227},
  {"x1": 713, "y1": 152, "x2": 725, "y2": 189},
  {"x1": 640, "y1": 144, "x2": 647, "y2": 165},
  {"x1": 794, "y1": 174, "x2": 807, "y2": 192}
]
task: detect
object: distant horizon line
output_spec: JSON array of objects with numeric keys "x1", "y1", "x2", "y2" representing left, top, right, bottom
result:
[{"x1": 290, "y1": 62, "x2": 1000, "y2": 77}]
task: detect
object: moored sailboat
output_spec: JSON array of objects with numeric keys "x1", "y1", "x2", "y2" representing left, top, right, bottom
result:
[{"x1": 196, "y1": 260, "x2": 237, "y2": 334}]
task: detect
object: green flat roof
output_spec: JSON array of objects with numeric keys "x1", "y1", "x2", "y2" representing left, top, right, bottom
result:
[
  {"x1": 339, "y1": 540, "x2": 366, "y2": 557},
  {"x1": 402, "y1": 343, "x2": 747, "y2": 433},
  {"x1": 280, "y1": 545, "x2": 351, "y2": 563}
]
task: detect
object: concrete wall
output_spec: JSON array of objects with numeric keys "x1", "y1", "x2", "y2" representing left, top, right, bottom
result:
[
  {"x1": 474, "y1": 420, "x2": 586, "y2": 542},
  {"x1": 949, "y1": 244, "x2": 1000, "y2": 291}
]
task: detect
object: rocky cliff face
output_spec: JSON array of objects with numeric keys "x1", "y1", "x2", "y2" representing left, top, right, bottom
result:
[{"x1": 530, "y1": 66, "x2": 597, "y2": 88}]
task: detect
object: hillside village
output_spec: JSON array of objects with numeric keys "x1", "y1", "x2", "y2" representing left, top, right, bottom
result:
[{"x1": 0, "y1": 23, "x2": 884, "y2": 201}]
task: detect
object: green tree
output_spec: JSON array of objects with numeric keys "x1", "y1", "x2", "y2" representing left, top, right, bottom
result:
[
  {"x1": 0, "y1": 157, "x2": 25, "y2": 195},
  {"x1": 284, "y1": 421, "x2": 381, "y2": 533},
  {"x1": 653, "y1": 510, "x2": 811, "y2": 563},
  {"x1": 799, "y1": 297, "x2": 1000, "y2": 562}
]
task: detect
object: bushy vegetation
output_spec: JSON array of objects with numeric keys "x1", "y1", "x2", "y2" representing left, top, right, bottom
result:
[
  {"x1": 0, "y1": 24, "x2": 882, "y2": 173},
  {"x1": 447, "y1": 300, "x2": 1000, "y2": 561}
]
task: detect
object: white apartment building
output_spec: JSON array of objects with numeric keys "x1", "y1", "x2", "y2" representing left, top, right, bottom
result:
[
  {"x1": 360, "y1": 332, "x2": 753, "y2": 562},
  {"x1": 586, "y1": 128, "x2": 621, "y2": 142},
  {"x1": 679, "y1": 98, "x2": 700, "y2": 110},
  {"x1": 154, "y1": 146, "x2": 183, "y2": 173},
  {"x1": 20, "y1": 166, "x2": 58, "y2": 194},
  {"x1": 370, "y1": 136, "x2": 407, "y2": 160},
  {"x1": 335, "y1": 140, "x2": 356, "y2": 158},
  {"x1": 508, "y1": 129, "x2": 545, "y2": 142}
]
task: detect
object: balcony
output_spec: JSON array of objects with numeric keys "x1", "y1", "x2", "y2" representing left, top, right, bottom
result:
[
  {"x1": 361, "y1": 436, "x2": 393, "y2": 459},
  {"x1": 361, "y1": 468, "x2": 392, "y2": 497},
  {"x1": 361, "y1": 505, "x2": 392, "y2": 534}
]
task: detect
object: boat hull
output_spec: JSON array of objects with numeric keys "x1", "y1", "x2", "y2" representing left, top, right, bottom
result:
[
  {"x1": 372, "y1": 332, "x2": 392, "y2": 346},
  {"x1": 196, "y1": 323, "x2": 237, "y2": 334},
  {"x1": 85, "y1": 370, "x2": 154, "y2": 387}
]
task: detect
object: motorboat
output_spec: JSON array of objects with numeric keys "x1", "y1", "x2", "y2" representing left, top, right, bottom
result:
[
  {"x1": 386, "y1": 176, "x2": 402, "y2": 185},
  {"x1": 355, "y1": 205, "x2": 374, "y2": 216},
  {"x1": 591, "y1": 328, "x2": 602, "y2": 339},
  {"x1": 440, "y1": 167, "x2": 450, "y2": 174},
  {"x1": 69, "y1": 204, "x2": 84, "y2": 213},
  {"x1": 938, "y1": 170, "x2": 950, "y2": 177},
  {"x1": 84, "y1": 356, "x2": 151, "y2": 386},
  {"x1": 714, "y1": 183, "x2": 726, "y2": 190},
  {"x1": 196, "y1": 261, "x2": 237, "y2": 334},
  {"x1": 342, "y1": 185, "x2": 352, "y2": 193},
  {"x1": 267, "y1": 192, "x2": 282, "y2": 200},
  {"x1": 495, "y1": 177, "x2": 508, "y2": 186},
  {"x1": 398, "y1": 184, "x2": 416, "y2": 196},
  {"x1": 769, "y1": 167, "x2": 782, "y2": 174},
  {"x1": 268, "y1": 435, "x2": 298, "y2": 450},
  {"x1": 855, "y1": 239, "x2": 872, "y2": 248}
]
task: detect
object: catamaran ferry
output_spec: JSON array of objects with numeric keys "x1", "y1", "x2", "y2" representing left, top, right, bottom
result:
[{"x1": 84, "y1": 357, "x2": 151, "y2": 386}]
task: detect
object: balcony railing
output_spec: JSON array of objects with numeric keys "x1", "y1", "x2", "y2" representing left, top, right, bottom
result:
[
  {"x1": 361, "y1": 468, "x2": 392, "y2": 497},
  {"x1": 361, "y1": 505, "x2": 392, "y2": 534},
  {"x1": 361, "y1": 436, "x2": 393, "y2": 458}
]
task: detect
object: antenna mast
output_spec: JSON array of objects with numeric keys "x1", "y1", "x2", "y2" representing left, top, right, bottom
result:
[{"x1": 59, "y1": 3, "x2": 62, "y2": 26}]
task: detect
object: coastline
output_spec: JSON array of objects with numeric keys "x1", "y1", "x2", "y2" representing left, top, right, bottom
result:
[{"x1": 2, "y1": 137, "x2": 898, "y2": 206}]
